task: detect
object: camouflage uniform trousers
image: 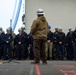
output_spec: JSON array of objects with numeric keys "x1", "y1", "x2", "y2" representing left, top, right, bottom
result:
[
  {"x1": 34, "y1": 39, "x2": 47, "y2": 63},
  {"x1": 46, "y1": 42, "x2": 53, "y2": 59}
]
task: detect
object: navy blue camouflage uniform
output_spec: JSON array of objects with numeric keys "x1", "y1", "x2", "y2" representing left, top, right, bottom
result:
[
  {"x1": 28, "y1": 33, "x2": 34, "y2": 60},
  {"x1": 66, "y1": 31, "x2": 73, "y2": 60},
  {"x1": 0, "y1": 32, "x2": 5, "y2": 59},
  {"x1": 14, "y1": 34, "x2": 25, "y2": 59},
  {"x1": 3, "y1": 33, "x2": 13, "y2": 59},
  {"x1": 22, "y1": 32, "x2": 28, "y2": 59},
  {"x1": 52, "y1": 31, "x2": 58, "y2": 59},
  {"x1": 72, "y1": 30, "x2": 76, "y2": 59},
  {"x1": 56, "y1": 32, "x2": 65, "y2": 60}
]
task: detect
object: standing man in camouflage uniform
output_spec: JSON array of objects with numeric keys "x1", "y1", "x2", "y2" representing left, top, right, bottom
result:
[
  {"x1": 0, "y1": 27, "x2": 5, "y2": 59},
  {"x1": 21, "y1": 26, "x2": 28, "y2": 59},
  {"x1": 28, "y1": 32, "x2": 34, "y2": 60},
  {"x1": 66, "y1": 28, "x2": 73, "y2": 60},
  {"x1": 52, "y1": 27, "x2": 58, "y2": 60},
  {"x1": 72, "y1": 26, "x2": 76, "y2": 60},
  {"x1": 3, "y1": 28, "x2": 13, "y2": 60},
  {"x1": 56, "y1": 27, "x2": 65, "y2": 60},
  {"x1": 31, "y1": 9, "x2": 48, "y2": 64},
  {"x1": 14, "y1": 28, "x2": 25, "y2": 60},
  {"x1": 9, "y1": 27, "x2": 16, "y2": 59},
  {"x1": 46, "y1": 25, "x2": 53, "y2": 60}
]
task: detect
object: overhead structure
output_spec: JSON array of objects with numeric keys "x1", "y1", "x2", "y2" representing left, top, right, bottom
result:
[
  {"x1": 12, "y1": 0, "x2": 22, "y2": 31},
  {"x1": 25, "y1": 0, "x2": 76, "y2": 33},
  {"x1": 12, "y1": 0, "x2": 17, "y2": 21}
]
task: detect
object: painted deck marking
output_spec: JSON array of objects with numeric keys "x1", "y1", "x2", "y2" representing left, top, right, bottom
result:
[{"x1": 35, "y1": 64, "x2": 41, "y2": 75}]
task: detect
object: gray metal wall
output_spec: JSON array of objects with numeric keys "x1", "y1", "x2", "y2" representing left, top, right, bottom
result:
[{"x1": 25, "y1": 0, "x2": 76, "y2": 34}]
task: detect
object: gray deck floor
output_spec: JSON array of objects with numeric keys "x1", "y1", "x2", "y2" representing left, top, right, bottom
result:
[{"x1": 0, "y1": 60, "x2": 76, "y2": 75}]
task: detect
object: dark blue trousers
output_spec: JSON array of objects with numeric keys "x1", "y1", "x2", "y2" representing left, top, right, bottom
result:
[
  {"x1": 29, "y1": 44, "x2": 34, "y2": 59},
  {"x1": 66, "y1": 45, "x2": 73, "y2": 60},
  {"x1": 3, "y1": 44, "x2": 12, "y2": 59},
  {"x1": 15, "y1": 44, "x2": 25, "y2": 59},
  {"x1": 56, "y1": 44, "x2": 65, "y2": 59},
  {"x1": 23, "y1": 43, "x2": 28, "y2": 59},
  {"x1": 73, "y1": 42, "x2": 76, "y2": 58},
  {"x1": 0, "y1": 45, "x2": 3, "y2": 59}
]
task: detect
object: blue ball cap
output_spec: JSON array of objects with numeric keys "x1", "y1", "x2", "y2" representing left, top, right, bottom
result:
[{"x1": 48, "y1": 25, "x2": 51, "y2": 29}]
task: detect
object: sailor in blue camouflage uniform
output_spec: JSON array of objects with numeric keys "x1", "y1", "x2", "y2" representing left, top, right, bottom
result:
[
  {"x1": 66, "y1": 27, "x2": 73, "y2": 60},
  {"x1": 8, "y1": 27, "x2": 16, "y2": 59},
  {"x1": 72, "y1": 26, "x2": 76, "y2": 60},
  {"x1": 56, "y1": 27, "x2": 65, "y2": 60},
  {"x1": 52, "y1": 27, "x2": 58, "y2": 60},
  {"x1": 3, "y1": 28, "x2": 13, "y2": 60},
  {"x1": 14, "y1": 28, "x2": 25, "y2": 60},
  {"x1": 28, "y1": 32, "x2": 34, "y2": 60},
  {"x1": 21, "y1": 26, "x2": 28, "y2": 59},
  {"x1": 0, "y1": 27, "x2": 5, "y2": 59}
]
